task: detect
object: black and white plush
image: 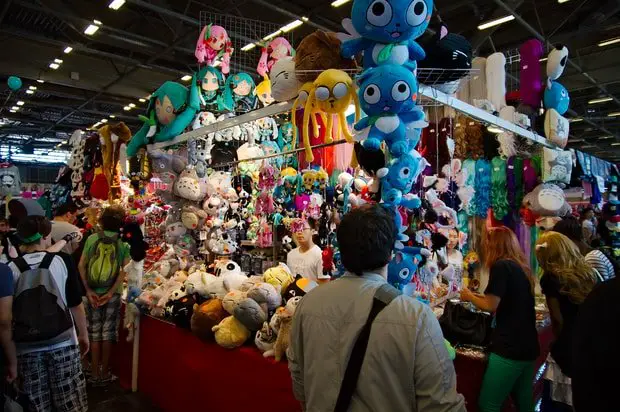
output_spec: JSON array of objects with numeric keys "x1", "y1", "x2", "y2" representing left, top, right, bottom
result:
[{"x1": 419, "y1": 24, "x2": 472, "y2": 87}]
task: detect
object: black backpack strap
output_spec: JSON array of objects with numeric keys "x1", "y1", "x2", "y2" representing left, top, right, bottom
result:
[
  {"x1": 334, "y1": 283, "x2": 402, "y2": 412},
  {"x1": 12, "y1": 257, "x2": 31, "y2": 273},
  {"x1": 39, "y1": 253, "x2": 55, "y2": 270}
]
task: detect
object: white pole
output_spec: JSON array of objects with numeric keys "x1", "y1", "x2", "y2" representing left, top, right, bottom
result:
[{"x1": 132, "y1": 315, "x2": 140, "y2": 392}]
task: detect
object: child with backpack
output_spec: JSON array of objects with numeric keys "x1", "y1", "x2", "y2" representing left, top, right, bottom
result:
[
  {"x1": 9, "y1": 216, "x2": 89, "y2": 411},
  {"x1": 78, "y1": 206, "x2": 129, "y2": 386}
]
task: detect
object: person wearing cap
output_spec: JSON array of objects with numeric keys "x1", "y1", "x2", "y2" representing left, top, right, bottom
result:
[
  {"x1": 8, "y1": 216, "x2": 88, "y2": 411},
  {"x1": 50, "y1": 203, "x2": 82, "y2": 257}
]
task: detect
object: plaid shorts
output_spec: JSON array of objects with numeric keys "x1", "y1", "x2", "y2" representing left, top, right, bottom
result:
[
  {"x1": 17, "y1": 345, "x2": 87, "y2": 412},
  {"x1": 84, "y1": 293, "x2": 122, "y2": 342}
]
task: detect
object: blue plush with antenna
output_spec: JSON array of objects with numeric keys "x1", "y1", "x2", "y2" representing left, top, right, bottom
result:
[{"x1": 388, "y1": 246, "x2": 424, "y2": 290}]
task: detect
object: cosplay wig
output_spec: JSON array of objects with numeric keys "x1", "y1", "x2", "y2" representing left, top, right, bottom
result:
[
  {"x1": 462, "y1": 159, "x2": 477, "y2": 216},
  {"x1": 523, "y1": 158, "x2": 539, "y2": 194},
  {"x1": 473, "y1": 159, "x2": 491, "y2": 218},
  {"x1": 221, "y1": 73, "x2": 257, "y2": 113},
  {"x1": 491, "y1": 156, "x2": 509, "y2": 220},
  {"x1": 483, "y1": 129, "x2": 501, "y2": 160},
  {"x1": 464, "y1": 120, "x2": 484, "y2": 160},
  {"x1": 453, "y1": 115, "x2": 468, "y2": 159},
  {"x1": 419, "y1": 121, "x2": 451, "y2": 175},
  {"x1": 535, "y1": 231, "x2": 597, "y2": 304}
]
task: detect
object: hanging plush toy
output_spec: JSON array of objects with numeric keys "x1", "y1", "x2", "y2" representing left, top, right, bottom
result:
[
  {"x1": 254, "y1": 76, "x2": 274, "y2": 107},
  {"x1": 126, "y1": 80, "x2": 200, "y2": 157},
  {"x1": 256, "y1": 117, "x2": 279, "y2": 142},
  {"x1": 196, "y1": 66, "x2": 226, "y2": 112},
  {"x1": 98, "y1": 122, "x2": 132, "y2": 199},
  {"x1": 377, "y1": 151, "x2": 424, "y2": 209},
  {"x1": 294, "y1": 30, "x2": 358, "y2": 84},
  {"x1": 195, "y1": 24, "x2": 233, "y2": 74},
  {"x1": 257, "y1": 37, "x2": 295, "y2": 77},
  {"x1": 188, "y1": 138, "x2": 213, "y2": 178},
  {"x1": 339, "y1": 0, "x2": 433, "y2": 66},
  {"x1": 269, "y1": 57, "x2": 300, "y2": 102},
  {"x1": 355, "y1": 63, "x2": 425, "y2": 157},
  {"x1": 221, "y1": 73, "x2": 258, "y2": 113},
  {"x1": 388, "y1": 246, "x2": 425, "y2": 290},
  {"x1": 292, "y1": 82, "x2": 324, "y2": 149},
  {"x1": 302, "y1": 69, "x2": 361, "y2": 162}
]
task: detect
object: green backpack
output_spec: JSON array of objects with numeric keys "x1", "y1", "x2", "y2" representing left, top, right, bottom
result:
[{"x1": 87, "y1": 231, "x2": 120, "y2": 290}]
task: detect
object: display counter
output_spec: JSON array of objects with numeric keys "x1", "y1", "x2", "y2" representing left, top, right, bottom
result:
[{"x1": 113, "y1": 314, "x2": 552, "y2": 412}]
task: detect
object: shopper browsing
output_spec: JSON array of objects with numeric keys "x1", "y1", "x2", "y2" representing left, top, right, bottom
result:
[
  {"x1": 286, "y1": 218, "x2": 324, "y2": 282},
  {"x1": 50, "y1": 203, "x2": 83, "y2": 257},
  {"x1": 78, "y1": 205, "x2": 129, "y2": 386},
  {"x1": 288, "y1": 204, "x2": 465, "y2": 412},
  {"x1": 460, "y1": 226, "x2": 539, "y2": 412},
  {"x1": 9, "y1": 216, "x2": 89, "y2": 411}
]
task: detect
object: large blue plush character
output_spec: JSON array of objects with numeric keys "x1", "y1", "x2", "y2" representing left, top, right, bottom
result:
[
  {"x1": 377, "y1": 150, "x2": 423, "y2": 209},
  {"x1": 543, "y1": 81, "x2": 570, "y2": 115},
  {"x1": 341, "y1": 0, "x2": 433, "y2": 66},
  {"x1": 126, "y1": 79, "x2": 200, "y2": 157},
  {"x1": 388, "y1": 246, "x2": 424, "y2": 290},
  {"x1": 355, "y1": 64, "x2": 426, "y2": 157}
]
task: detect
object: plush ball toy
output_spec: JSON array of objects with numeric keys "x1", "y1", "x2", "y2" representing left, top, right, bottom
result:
[
  {"x1": 543, "y1": 81, "x2": 570, "y2": 115},
  {"x1": 7, "y1": 76, "x2": 22, "y2": 91},
  {"x1": 222, "y1": 289, "x2": 248, "y2": 315},
  {"x1": 294, "y1": 30, "x2": 357, "y2": 84},
  {"x1": 191, "y1": 299, "x2": 227, "y2": 341},
  {"x1": 263, "y1": 263, "x2": 295, "y2": 291},
  {"x1": 283, "y1": 275, "x2": 318, "y2": 302},
  {"x1": 174, "y1": 168, "x2": 203, "y2": 201},
  {"x1": 212, "y1": 315, "x2": 251, "y2": 349},
  {"x1": 546, "y1": 44, "x2": 569, "y2": 81},
  {"x1": 247, "y1": 282, "x2": 282, "y2": 312},
  {"x1": 234, "y1": 298, "x2": 267, "y2": 331}
]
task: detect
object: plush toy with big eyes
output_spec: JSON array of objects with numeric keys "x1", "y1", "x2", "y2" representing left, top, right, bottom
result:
[
  {"x1": 388, "y1": 246, "x2": 425, "y2": 290},
  {"x1": 196, "y1": 66, "x2": 226, "y2": 112},
  {"x1": 355, "y1": 63, "x2": 425, "y2": 156},
  {"x1": 543, "y1": 81, "x2": 570, "y2": 115},
  {"x1": 377, "y1": 151, "x2": 423, "y2": 209},
  {"x1": 254, "y1": 76, "x2": 275, "y2": 107},
  {"x1": 195, "y1": 24, "x2": 233, "y2": 74},
  {"x1": 257, "y1": 37, "x2": 295, "y2": 77},
  {"x1": 302, "y1": 69, "x2": 361, "y2": 162},
  {"x1": 340, "y1": 0, "x2": 433, "y2": 67},
  {"x1": 302, "y1": 170, "x2": 317, "y2": 194},
  {"x1": 126, "y1": 80, "x2": 200, "y2": 157},
  {"x1": 221, "y1": 73, "x2": 258, "y2": 114},
  {"x1": 291, "y1": 82, "x2": 326, "y2": 146}
]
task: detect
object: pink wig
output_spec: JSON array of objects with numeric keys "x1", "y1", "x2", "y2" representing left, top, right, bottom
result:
[{"x1": 257, "y1": 37, "x2": 293, "y2": 77}]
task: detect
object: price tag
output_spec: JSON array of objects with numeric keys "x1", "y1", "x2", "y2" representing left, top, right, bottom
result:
[{"x1": 199, "y1": 231, "x2": 207, "y2": 240}]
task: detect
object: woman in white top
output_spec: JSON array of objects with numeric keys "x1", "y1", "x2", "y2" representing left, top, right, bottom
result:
[{"x1": 286, "y1": 218, "x2": 324, "y2": 282}]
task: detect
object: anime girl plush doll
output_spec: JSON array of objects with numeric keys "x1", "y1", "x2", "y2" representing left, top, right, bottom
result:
[
  {"x1": 257, "y1": 37, "x2": 295, "y2": 77},
  {"x1": 196, "y1": 66, "x2": 226, "y2": 112},
  {"x1": 339, "y1": 0, "x2": 433, "y2": 67},
  {"x1": 195, "y1": 24, "x2": 233, "y2": 74},
  {"x1": 221, "y1": 73, "x2": 258, "y2": 114},
  {"x1": 254, "y1": 76, "x2": 275, "y2": 107},
  {"x1": 126, "y1": 79, "x2": 200, "y2": 157}
]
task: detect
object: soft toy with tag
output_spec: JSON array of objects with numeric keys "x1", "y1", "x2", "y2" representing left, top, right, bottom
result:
[
  {"x1": 418, "y1": 24, "x2": 472, "y2": 87},
  {"x1": 195, "y1": 24, "x2": 233, "y2": 73},
  {"x1": 247, "y1": 282, "x2": 282, "y2": 312},
  {"x1": 150, "y1": 149, "x2": 187, "y2": 186},
  {"x1": 174, "y1": 234, "x2": 197, "y2": 258},
  {"x1": 174, "y1": 168, "x2": 203, "y2": 201},
  {"x1": 165, "y1": 294, "x2": 195, "y2": 329},
  {"x1": 98, "y1": 122, "x2": 132, "y2": 198},
  {"x1": 522, "y1": 182, "x2": 571, "y2": 217},
  {"x1": 543, "y1": 81, "x2": 570, "y2": 115},
  {"x1": 255, "y1": 76, "x2": 275, "y2": 107},
  {"x1": 188, "y1": 138, "x2": 213, "y2": 178},
  {"x1": 212, "y1": 316, "x2": 251, "y2": 349},
  {"x1": 191, "y1": 298, "x2": 227, "y2": 341},
  {"x1": 181, "y1": 205, "x2": 208, "y2": 230},
  {"x1": 222, "y1": 290, "x2": 248, "y2": 315},
  {"x1": 354, "y1": 64, "x2": 425, "y2": 157},
  {"x1": 185, "y1": 270, "x2": 213, "y2": 298},
  {"x1": 339, "y1": 0, "x2": 433, "y2": 66},
  {"x1": 233, "y1": 298, "x2": 267, "y2": 331}
]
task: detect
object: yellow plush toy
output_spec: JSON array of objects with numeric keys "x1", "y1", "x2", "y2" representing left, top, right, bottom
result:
[
  {"x1": 211, "y1": 316, "x2": 251, "y2": 349},
  {"x1": 254, "y1": 76, "x2": 274, "y2": 107},
  {"x1": 302, "y1": 170, "x2": 317, "y2": 193},
  {"x1": 98, "y1": 122, "x2": 132, "y2": 199},
  {"x1": 263, "y1": 263, "x2": 294, "y2": 292},
  {"x1": 291, "y1": 82, "x2": 325, "y2": 149},
  {"x1": 302, "y1": 69, "x2": 360, "y2": 162}
]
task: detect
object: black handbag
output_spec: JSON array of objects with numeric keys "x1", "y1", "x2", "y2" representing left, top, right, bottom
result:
[{"x1": 439, "y1": 299, "x2": 492, "y2": 347}]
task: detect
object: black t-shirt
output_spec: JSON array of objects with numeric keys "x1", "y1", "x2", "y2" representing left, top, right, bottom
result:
[
  {"x1": 572, "y1": 277, "x2": 620, "y2": 412},
  {"x1": 540, "y1": 273, "x2": 580, "y2": 376},
  {"x1": 485, "y1": 260, "x2": 540, "y2": 361}
]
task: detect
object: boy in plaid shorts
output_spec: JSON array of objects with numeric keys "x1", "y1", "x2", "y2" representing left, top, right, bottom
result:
[{"x1": 78, "y1": 206, "x2": 129, "y2": 386}]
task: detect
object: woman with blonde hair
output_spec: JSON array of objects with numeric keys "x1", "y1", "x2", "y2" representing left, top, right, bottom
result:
[
  {"x1": 535, "y1": 231, "x2": 598, "y2": 378},
  {"x1": 461, "y1": 226, "x2": 539, "y2": 412}
]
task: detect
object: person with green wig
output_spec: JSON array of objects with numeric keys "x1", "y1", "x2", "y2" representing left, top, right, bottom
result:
[
  {"x1": 220, "y1": 72, "x2": 257, "y2": 114},
  {"x1": 125, "y1": 77, "x2": 200, "y2": 157},
  {"x1": 197, "y1": 66, "x2": 226, "y2": 112}
]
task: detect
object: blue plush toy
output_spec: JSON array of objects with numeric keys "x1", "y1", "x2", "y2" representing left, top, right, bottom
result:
[
  {"x1": 341, "y1": 0, "x2": 433, "y2": 67},
  {"x1": 354, "y1": 64, "x2": 426, "y2": 156},
  {"x1": 377, "y1": 151, "x2": 423, "y2": 209},
  {"x1": 388, "y1": 246, "x2": 424, "y2": 290},
  {"x1": 543, "y1": 80, "x2": 570, "y2": 115}
]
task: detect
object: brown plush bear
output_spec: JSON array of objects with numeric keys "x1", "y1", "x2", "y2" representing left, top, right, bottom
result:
[
  {"x1": 98, "y1": 122, "x2": 131, "y2": 199},
  {"x1": 294, "y1": 31, "x2": 358, "y2": 84},
  {"x1": 190, "y1": 298, "x2": 227, "y2": 342}
]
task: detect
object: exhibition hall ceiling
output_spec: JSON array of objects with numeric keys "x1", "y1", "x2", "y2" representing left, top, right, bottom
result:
[{"x1": 0, "y1": 0, "x2": 619, "y2": 161}]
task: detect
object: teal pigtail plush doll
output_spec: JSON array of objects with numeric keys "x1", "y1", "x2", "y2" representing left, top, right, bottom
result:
[
  {"x1": 221, "y1": 73, "x2": 258, "y2": 114},
  {"x1": 126, "y1": 79, "x2": 200, "y2": 157},
  {"x1": 196, "y1": 66, "x2": 227, "y2": 112}
]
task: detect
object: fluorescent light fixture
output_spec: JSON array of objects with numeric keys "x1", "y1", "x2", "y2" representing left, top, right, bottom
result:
[
  {"x1": 539, "y1": 57, "x2": 548, "y2": 62},
  {"x1": 608, "y1": 111, "x2": 620, "y2": 117},
  {"x1": 331, "y1": 0, "x2": 351, "y2": 6},
  {"x1": 612, "y1": 143, "x2": 620, "y2": 146},
  {"x1": 241, "y1": 43, "x2": 256, "y2": 52},
  {"x1": 263, "y1": 30, "x2": 282, "y2": 41},
  {"x1": 110, "y1": 115, "x2": 116, "y2": 118},
  {"x1": 123, "y1": 106, "x2": 131, "y2": 111},
  {"x1": 11, "y1": 106, "x2": 19, "y2": 111},
  {"x1": 588, "y1": 97, "x2": 612, "y2": 104},
  {"x1": 16, "y1": 101, "x2": 24, "y2": 106},
  {"x1": 598, "y1": 37, "x2": 620, "y2": 47},
  {"x1": 108, "y1": 0, "x2": 126, "y2": 10},
  {"x1": 63, "y1": 46, "x2": 73, "y2": 54},
  {"x1": 29, "y1": 86, "x2": 37, "y2": 90},
  {"x1": 302, "y1": 17, "x2": 309, "y2": 22},
  {"x1": 558, "y1": 0, "x2": 570, "y2": 3},
  {"x1": 128, "y1": 103, "x2": 136, "y2": 108},
  {"x1": 101, "y1": 119, "x2": 108, "y2": 123},
  {"x1": 9, "y1": 110, "x2": 16, "y2": 113},
  {"x1": 569, "y1": 117, "x2": 583, "y2": 123},
  {"x1": 49, "y1": 62, "x2": 60, "y2": 69},
  {"x1": 93, "y1": 20, "x2": 102, "y2": 25},
  {"x1": 84, "y1": 24, "x2": 100, "y2": 35},
  {"x1": 599, "y1": 136, "x2": 614, "y2": 140},
  {"x1": 37, "y1": 79, "x2": 44, "y2": 83},
  {"x1": 25, "y1": 90, "x2": 34, "y2": 94},
  {"x1": 569, "y1": 139, "x2": 584, "y2": 143},
  {"x1": 487, "y1": 126, "x2": 504, "y2": 133},
  {"x1": 139, "y1": 98, "x2": 146, "y2": 103},
  {"x1": 477, "y1": 15, "x2": 515, "y2": 30},
  {"x1": 281, "y1": 20, "x2": 303, "y2": 32},
  {"x1": 54, "y1": 59, "x2": 64, "y2": 65},
  {"x1": 181, "y1": 75, "x2": 192, "y2": 81}
]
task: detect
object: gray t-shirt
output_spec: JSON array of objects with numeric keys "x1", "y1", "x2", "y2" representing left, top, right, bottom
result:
[{"x1": 50, "y1": 221, "x2": 81, "y2": 254}]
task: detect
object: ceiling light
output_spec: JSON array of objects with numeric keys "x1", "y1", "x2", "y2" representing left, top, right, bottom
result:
[
  {"x1": 101, "y1": 119, "x2": 108, "y2": 123},
  {"x1": 263, "y1": 30, "x2": 282, "y2": 41},
  {"x1": 612, "y1": 143, "x2": 620, "y2": 146},
  {"x1": 558, "y1": 0, "x2": 570, "y2": 3},
  {"x1": 241, "y1": 43, "x2": 256, "y2": 52},
  {"x1": 11, "y1": 106, "x2": 19, "y2": 111},
  {"x1": 569, "y1": 139, "x2": 584, "y2": 143},
  {"x1": 487, "y1": 125, "x2": 504, "y2": 133},
  {"x1": 16, "y1": 101, "x2": 24, "y2": 106},
  {"x1": 599, "y1": 136, "x2": 614, "y2": 140},
  {"x1": 123, "y1": 106, "x2": 131, "y2": 111},
  {"x1": 110, "y1": 115, "x2": 116, "y2": 118},
  {"x1": 36, "y1": 79, "x2": 44, "y2": 83},
  {"x1": 49, "y1": 62, "x2": 60, "y2": 69},
  {"x1": 588, "y1": 97, "x2": 612, "y2": 104},
  {"x1": 281, "y1": 20, "x2": 303, "y2": 32},
  {"x1": 108, "y1": 0, "x2": 126, "y2": 10},
  {"x1": 302, "y1": 17, "x2": 309, "y2": 22},
  {"x1": 608, "y1": 111, "x2": 620, "y2": 117},
  {"x1": 63, "y1": 46, "x2": 73, "y2": 54},
  {"x1": 331, "y1": 0, "x2": 351, "y2": 6},
  {"x1": 181, "y1": 75, "x2": 192, "y2": 81},
  {"x1": 54, "y1": 59, "x2": 63, "y2": 64},
  {"x1": 84, "y1": 24, "x2": 100, "y2": 35},
  {"x1": 25, "y1": 90, "x2": 34, "y2": 94},
  {"x1": 139, "y1": 98, "x2": 146, "y2": 103},
  {"x1": 93, "y1": 20, "x2": 102, "y2": 25},
  {"x1": 128, "y1": 103, "x2": 136, "y2": 108},
  {"x1": 29, "y1": 86, "x2": 37, "y2": 90},
  {"x1": 539, "y1": 57, "x2": 548, "y2": 62},
  {"x1": 598, "y1": 37, "x2": 620, "y2": 47},
  {"x1": 477, "y1": 15, "x2": 515, "y2": 30},
  {"x1": 9, "y1": 110, "x2": 16, "y2": 113},
  {"x1": 569, "y1": 117, "x2": 583, "y2": 123}
]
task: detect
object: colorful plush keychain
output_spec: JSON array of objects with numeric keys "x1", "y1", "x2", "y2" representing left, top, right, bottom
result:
[
  {"x1": 195, "y1": 24, "x2": 233, "y2": 74},
  {"x1": 339, "y1": 0, "x2": 433, "y2": 67},
  {"x1": 257, "y1": 37, "x2": 295, "y2": 77}
]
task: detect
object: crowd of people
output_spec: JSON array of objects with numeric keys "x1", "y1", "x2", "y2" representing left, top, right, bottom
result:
[{"x1": 0, "y1": 201, "x2": 128, "y2": 411}]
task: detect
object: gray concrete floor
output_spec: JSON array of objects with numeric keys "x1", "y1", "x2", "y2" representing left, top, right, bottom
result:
[{"x1": 87, "y1": 382, "x2": 160, "y2": 412}]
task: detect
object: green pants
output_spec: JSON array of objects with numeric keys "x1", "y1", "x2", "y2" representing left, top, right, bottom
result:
[{"x1": 479, "y1": 353, "x2": 535, "y2": 412}]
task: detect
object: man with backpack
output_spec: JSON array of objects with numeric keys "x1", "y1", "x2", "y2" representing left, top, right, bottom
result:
[
  {"x1": 78, "y1": 206, "x2": 129, "y2": 386},
  {"x1": 9, "y1": 216, "x2": 88, "y2": 411}
]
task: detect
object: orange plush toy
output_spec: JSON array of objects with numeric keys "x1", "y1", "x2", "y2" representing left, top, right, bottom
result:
[{"x1": 98, "y1": 122, "x2": 132, "y2": 199}]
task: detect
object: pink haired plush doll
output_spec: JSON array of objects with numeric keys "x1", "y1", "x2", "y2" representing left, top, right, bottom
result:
[
  {"x1": 257, "y1": 37, "x2": 294, "y2": 77},
  {"x1": 195, "y1": 24, "x2": 233, "y2": 74}
]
